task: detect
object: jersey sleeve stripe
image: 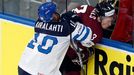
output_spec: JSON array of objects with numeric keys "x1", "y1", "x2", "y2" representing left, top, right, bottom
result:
[
  {"x1": 79, "y1": 26, "x2": 86, "y2": 35},
  {"x1": 72, "y1": 25, "x2": 85, "y2": 40},
  {"x1": 76, "y1": 26, "x2": 88, "y2": 41},
  {"x1": 79, "y1": 27, "x2": 90, "y2": 42},
  {"x1": 73, "y1": 26, "x2": 90, "y2": 43}
]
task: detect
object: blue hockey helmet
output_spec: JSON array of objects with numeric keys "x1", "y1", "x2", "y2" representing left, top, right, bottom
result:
[{"x1": 38, "y1": 2, "x2": 57, "y2": 22}]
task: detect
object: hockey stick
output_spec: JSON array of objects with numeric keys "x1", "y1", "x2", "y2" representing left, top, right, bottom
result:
[
  {"x1": 2, "y1": 0, "x2": 4, "y2": 14},
  {"x1": 64, "y1": 0, "x2": 86, "y2": 74},
  {"x1": 113, "y1": 0, "x2": 118, "y2": 7},
  {"x1": 70, "y1": 40, "x2": 86, "y2": 75},
  {"x1": 81, "y1": 0, "x2": 90, "y2": 5},
  {"x1": 85, "y1": 0, "x2": 90, "y2": 5}
]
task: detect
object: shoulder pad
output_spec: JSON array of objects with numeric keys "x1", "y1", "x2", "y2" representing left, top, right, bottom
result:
[{"x1": 61, "y1": 11, "x2": 82, "y2": 23}]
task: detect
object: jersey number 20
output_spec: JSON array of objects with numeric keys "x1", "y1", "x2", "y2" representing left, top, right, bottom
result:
[{"x1": 27, "y1": 33, "x2": 58, "y2": 54}]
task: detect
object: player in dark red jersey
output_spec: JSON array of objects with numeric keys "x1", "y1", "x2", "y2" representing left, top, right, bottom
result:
[{"x1": 60, "y1": 1, "x2": 115, "y2": 75}]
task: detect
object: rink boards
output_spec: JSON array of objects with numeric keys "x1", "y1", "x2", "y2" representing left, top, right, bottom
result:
[
  {"x1": 0, "y1": 14, "x2": 34, "y2": 75},
  {"x1": 87, "y1": 44, "x2": 134, "y2": 75},
  {"x1": 0, "y1": 14, "x2": 134, "y2": 75}
]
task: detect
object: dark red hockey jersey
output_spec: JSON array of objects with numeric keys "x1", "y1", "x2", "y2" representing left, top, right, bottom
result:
[
  {"x1": 74, "y1": 5, "x2": 103, "y2": 43},
  {"x1": 67, "y1": 5, "x2": 103, "y2": 59}
]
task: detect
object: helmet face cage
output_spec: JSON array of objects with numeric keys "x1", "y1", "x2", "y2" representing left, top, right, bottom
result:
[
  {"x1": 38, "y1": 2, "x2": 57, "y2": 22},
  {"x1": 95, "y1": 1, "x2": 115, "y2": 17}
]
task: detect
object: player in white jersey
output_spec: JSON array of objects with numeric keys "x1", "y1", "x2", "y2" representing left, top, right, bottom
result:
[{"x1": 18, "y1": 2, "x2": 94, "y2": 75}]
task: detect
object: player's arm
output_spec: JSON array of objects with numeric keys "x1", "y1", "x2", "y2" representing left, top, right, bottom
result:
[
  {"x1": 71, "y1": 22, "x2": 94, "y2": 48},
  {"x1": 61, "y1": 11, "x2": 82, "y2": 23},
  {"x1": 62, "y1": 11, "x2": 94, "y2": 48}
]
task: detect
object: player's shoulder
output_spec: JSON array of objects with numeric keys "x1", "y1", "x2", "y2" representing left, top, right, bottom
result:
[
  {"x1": 87, "y1": 6, "x2": 94, "y2": 12},
  {"x1": 77, "y1": 5, "x2": 94, "y2": 13},
  {"x1": 84, "y1": 18, "x2": 103, "y2": 44},
  {"x1": 61, "y1": 11, "x2": 81, "y2": 23},
  {"x1": 90, "y1": 23, "x2": 103, "y2": 44},
  {"x1": 61, "y1": 11, "x2": 77, "y2": 19}
]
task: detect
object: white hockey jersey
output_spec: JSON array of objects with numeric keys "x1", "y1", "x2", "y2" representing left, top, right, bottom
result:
[{"x1": 18, "y1": 11, "x2": 93, "y2": 75}]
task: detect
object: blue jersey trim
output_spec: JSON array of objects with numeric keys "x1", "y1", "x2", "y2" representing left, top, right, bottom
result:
[
  {"x1": 100, "y1": 38, "x2": 134, "y2": 53},
  {"x1": 0, "y1": 12, "x2": 35, "y2": 27},
  {"x1": 80, "y1": 27, "x2": 90, "y2": 42},
  {"x1": 73, "y1": 26, "x2": 85, "y2": 40}
]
